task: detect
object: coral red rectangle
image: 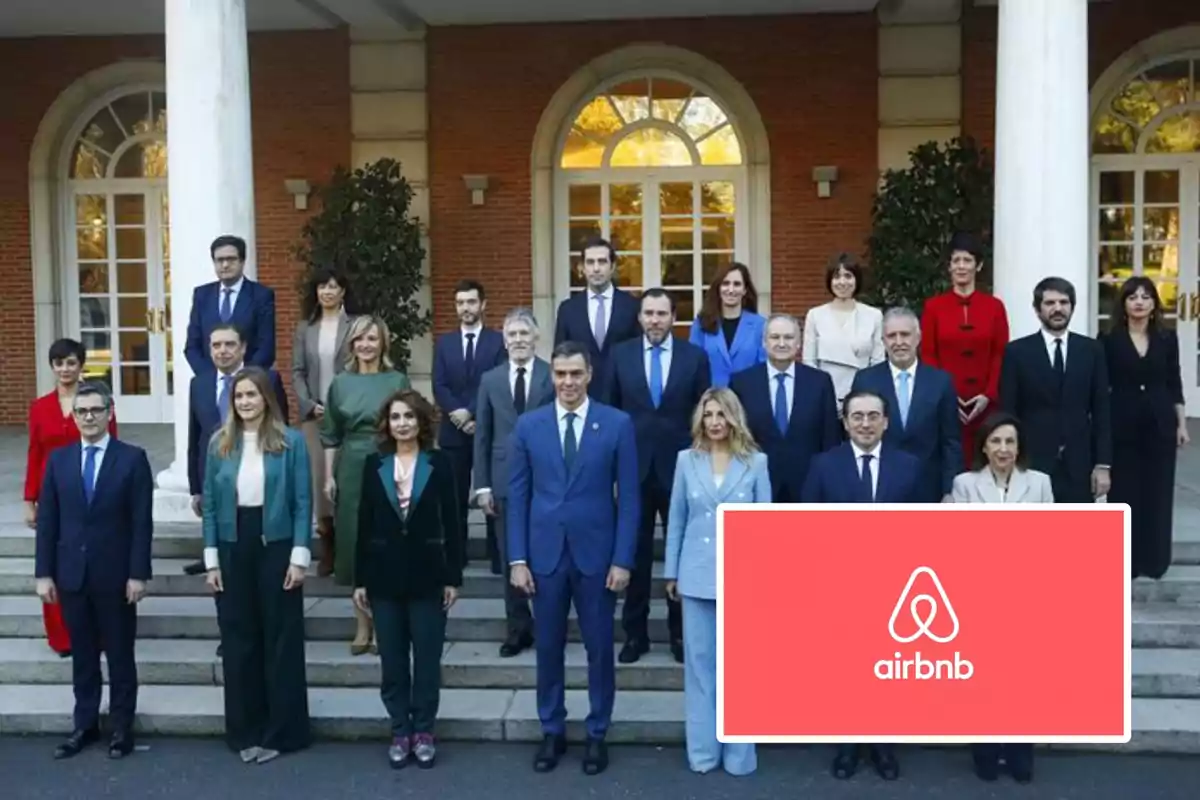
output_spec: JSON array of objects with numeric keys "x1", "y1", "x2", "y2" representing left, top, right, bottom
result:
[{"x1": 716, "y1": 504, "x2": 1131, "y2": 744}]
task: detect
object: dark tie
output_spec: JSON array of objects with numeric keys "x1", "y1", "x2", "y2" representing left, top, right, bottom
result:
[
  {"x1": 220, "y1": 287, "x2": 233, "y2": 322},
  {"x1": 774, "y1": 373, "x2": 789, "y2": 434},
  {"x1": 860, "y1": 454, "x2": 874, "y2": 502},
  {"x1": 218, "y1": 374, "x2": 232, "y2": 422},
  {"x1": 563, "y1": 412, "x2": 578, "y2": 472},
  {"x1": 83, "y1": 445, "x2": 99, "y2": 504},
  {"x1": 1053, "y1": 338, "x2": 1065, "y2": 378},
  {"x1": 465, "y1": 333, "x2": 476, "y2": 373},
  {"x1": 513, "y1": 367, "x2": 527, "y2": 414},
  {"x1": 649, "y1": 345, "x2": 664, "y2": 408}
]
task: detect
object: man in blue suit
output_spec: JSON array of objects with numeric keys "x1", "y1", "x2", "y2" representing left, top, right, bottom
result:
[
  {"x1": 34, "y1": 381, "x2": 154, "y2": 761},
  {"x1": 507, "y1": 340, "x2": 639, "y2": 776},
  {"x1": 729, "y1": 313, "x2": 841, "y2": 502},
  {"x1": 601, "y1": 288, "x2": 710, "y2": 664},
  {"x1": 184, "y1": 234, "x2": 276, "y2": 373},
  {"x1": 802, "y1": 389, "x2": 919, "y2": 782},
  {"x1": 850, "y1": 307, "x2": 960, "y2": 503},
  {"x1": 553, "y1": 237, "x2": 641, "y2": 399}
]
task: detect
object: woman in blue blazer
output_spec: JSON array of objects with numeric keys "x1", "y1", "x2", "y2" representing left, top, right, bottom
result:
[
  {"x1": 203, "y1": 366, "x2": 313, "y2": 764},
  {"x1": 664, "y1": 387, "x2": 771, "y2": 775},
  {"x1": 689, "y1": 263, "x2": 768, "y2": 387}
]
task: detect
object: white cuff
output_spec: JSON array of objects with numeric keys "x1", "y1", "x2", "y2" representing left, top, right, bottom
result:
[
  {"x1": 475, "y1": 487, "x2": 491, "y2": 497},
  {"x1": 510, "y1": 560, "x2": 526, "y2": 566},
  {"x1": 290, "y1": 546, "x2": 312, "y2": 569},
  {"x1": 203, "y1": 547, "x2": 219, "y2": 571}
]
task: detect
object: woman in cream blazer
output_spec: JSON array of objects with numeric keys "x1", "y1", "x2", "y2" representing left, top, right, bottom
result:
[
  {"x1": 664, "y1": 387, "x2": 771, "y2": 777},
  {"x1": 802, "y1": 254, "x2": 885, "y2": 410}
]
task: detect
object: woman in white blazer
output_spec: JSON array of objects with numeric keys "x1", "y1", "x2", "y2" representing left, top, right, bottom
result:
[
  {"x1": 664, "y1": 387, "x2": 771, "y2": 776},
  {"x1": 950, "y1": 411, "x2": 1051, "y2": 784},
  {"x1": 802, "y1": 254, "x2": 885, "y2": 411}
]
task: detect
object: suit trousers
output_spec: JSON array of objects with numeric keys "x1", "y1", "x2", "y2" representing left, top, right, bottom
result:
[
  {"x1": 217, "y1": 508, "x2": 311, "y2": 754},
  {"x1": 60, "y1": 583, "x2": 138, "y2": 733},
  {"x1": 445, "y1": 444, "x2": 498, "y2": 568},
  {"x1": 623, "y1": 472, "x2": 682, "y2": 644},
  {"x1": 371, "y1": 594, "x2": 447, "y2": 736},
  {"x1": 681, "y1": 595, "x2": 756, "y2": 775},
  {"x1": 971, "y1": 743, "x2": 1033, "y2": 774},
  {"x1": 493, "y1": 498, "x2": 533, "y2": 638}
]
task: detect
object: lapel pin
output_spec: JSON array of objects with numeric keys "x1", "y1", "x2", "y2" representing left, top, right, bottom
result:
[{"x1": 592, "y1": 422, "x2": 599, "y2": 430}]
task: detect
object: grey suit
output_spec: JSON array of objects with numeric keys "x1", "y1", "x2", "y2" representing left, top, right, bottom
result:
[
  {"x1": 950, "y1": 468, "x2": 1054, "y2": 504},
  {"x1": 473, "y1": 358, "x2": 554, "y2": 636},
  {"x1": 291, "y1": 312, "x2": 353, "y2": 420}
]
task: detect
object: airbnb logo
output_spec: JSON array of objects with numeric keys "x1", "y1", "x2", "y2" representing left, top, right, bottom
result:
[{"x1": 875, "y1": 566, "x2": 974, "y2": 681}]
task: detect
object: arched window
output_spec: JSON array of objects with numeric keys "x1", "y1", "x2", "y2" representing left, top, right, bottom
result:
[{"x1": 1092, "y1": 56, "x2": 1200, "y2": 154}]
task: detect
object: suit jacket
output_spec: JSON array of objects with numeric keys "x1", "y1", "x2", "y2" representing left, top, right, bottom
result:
[
  {"x1": 291, "y1": 312, "x2": 353, "y2": 420},
  {"x1": 356, "y1": 449, "x2": 466, "y2": 598},
  {"x1": 1101, "y1": 329, "x2": 1184, "y2": 445},
  {"x1": 601, "y1": 336, "x2": 712, "y2": 487},
  {"x1": 185, "y1": 279, "x2": 277, "y2": 372},
  {"x1": 850, "y1": 361, "x2": 961, "y2": 502},
  {"x1": 473, "y1": 358, "x2": 554, "y2": 500},
  {"x1": 506, "y1": 401, "x2": 639, "y2": 576},
  {"x1": 188, "y1": 368, "x2": 290, "y2": 496},
  {"x1": 801, "y1": 442, "x2": 921, "y2": 504},
  {"x1": 24, "y1": 391, "x2": 118, "y2": 503},
  {"x1": 553, "y1": 289, "x2": 641, "y2": 398},
  {"x1": 688, "y1": 311, "x2": 768, "y2": 389},
  {"x1": 664, "y1": 450, "x2": 771, "y2": 600},
  {"x1": 729, "y1": 362, "x2": 841, "y2": 500},
  {"x1": 950, "y1": 468, "x2": 1055, "y2": 504},
  {"x1": 34, "y1": 438, "x2": 154, "y2": 594},
  {"x1": 433, "y1": 327, "x2": 507, "y2": 448},
  {"x1": 802, "y1": 301, "x2": 886, "y2": 403}
]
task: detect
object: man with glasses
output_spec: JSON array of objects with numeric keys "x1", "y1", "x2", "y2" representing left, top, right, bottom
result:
[
  {"x1": 184, "y1": 234, "x2": 277, "y2": 373},
  {"x1": 34, "y1": 382, "x2": 154, "y2": 761}
]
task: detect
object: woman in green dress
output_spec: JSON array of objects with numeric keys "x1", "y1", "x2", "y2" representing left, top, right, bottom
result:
[{"x1": 321, "y1": 314, "x2": 410, "y2": 654}]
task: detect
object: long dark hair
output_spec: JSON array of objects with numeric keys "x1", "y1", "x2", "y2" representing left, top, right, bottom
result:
[
  {"x1": 696, "y1": 262, "x2": 758, "y2": 334},
  {"x1": 375, "y1": 388, "x2": 439, "y2": 453},
  {"x1": 301, "y1": 267, "x2": 355, "y2": 323},
  {"x1": 971, "y1": 412, "x2": 1029, "y2": 471},
  {"x1": 1111, "y1": 276, "x2": 1165, "y2": 333}
]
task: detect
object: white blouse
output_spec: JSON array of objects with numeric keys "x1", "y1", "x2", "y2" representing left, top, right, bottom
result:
[{"x1": 236, "y1": 431, "x2": 265, "y2": 508}]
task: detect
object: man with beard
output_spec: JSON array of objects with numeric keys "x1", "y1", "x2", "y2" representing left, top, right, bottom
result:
[{"x1": 998, "y1": 277, "x2": 1112, "y2": 503}]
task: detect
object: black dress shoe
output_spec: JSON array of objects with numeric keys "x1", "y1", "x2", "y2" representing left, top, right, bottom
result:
[
  {"x1": 183, "y1": 560, "x2": 206, "y2": 576},
  {"x1": 870, "y1": 747, "x2": 899, "y2": 781},
  {"x1": 831, "y1": 747, "x2": 858, "y2": 779},
  {"x1": 57, "y1": 650, "x2": 71, "y2": 659},
  {"x1": 54, "y1": 727, "x2": 100, "y2": 759},
  {"x1": 499, "y1": 633, "x2": 533, "y2": 658},
  {"x1": 581, "y1": 738, "x2": 608, "y2": 775},
  {"x1": 618, "y1": 639, "x2": 648, "y2": 664},
  {"x1": 1006, "y1": 746, "x2": 1034, "y2": 783},
  {"x1": 108, "y1": 731, "x2": 134, "y2": 759},
  {"x1": 533, "y1": 734, "x2": 566, "y2": 772},
  {"x1": 670, "y1": 640, "x2": 683, "y2": 663}
]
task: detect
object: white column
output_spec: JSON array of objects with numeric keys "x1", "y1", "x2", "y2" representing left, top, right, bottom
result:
[
  {"x1": 154, "y1": 0, "x2": 257, "y2": 519},
  {"x1": 992, "y1": 0, "x2": 1090, "y2": 339}
]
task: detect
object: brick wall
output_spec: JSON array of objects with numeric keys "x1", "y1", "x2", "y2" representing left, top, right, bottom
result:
[{"x1": 0, "y1": 30, "x2": 351, "y2": 424}]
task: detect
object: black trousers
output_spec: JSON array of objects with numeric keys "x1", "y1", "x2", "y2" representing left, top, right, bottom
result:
[
  {"x1": 622, "y1": 472, "x2": 682, "y2": 645},
  {"x1": 217, "y1": 507, "x2": 311, "y2": 754},
  {"x1": 445, "y1": 444, "x2": 498, "y2": 569},
  {"x1": 60, "y1": 583, "x2": 138, "y2": 733},
  {"x1": 1111, "y1": 434, "x2": 1177, "y2": 579},
  {"x1": 971, "y1": 743, "x2": 1033, "y2": 771},
  {"x1": 372, "y1": 594, "x2": 447, "y2": 736},
  {"x1": 493, "y1": 498, "x2": 533, "y2": 638}
]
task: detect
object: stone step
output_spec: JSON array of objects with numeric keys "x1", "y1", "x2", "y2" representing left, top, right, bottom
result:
[
  {"x1": 1132, "y1": 648, "x2": 1200, "y2": 698},
  {"x1": 1133, "y1": 566, "x2": 1200, "y2": 605},
  {"x1": 1133, "y1": 604, "x2": 1200, "y2": 648}
]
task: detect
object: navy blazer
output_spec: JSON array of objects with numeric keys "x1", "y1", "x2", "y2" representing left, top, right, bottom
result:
[
  {"x1": 432, "y1": 327, "x2": 506, "y2": 448},
  {"x1": 600, "y1": 336, "x2": 712, "y2": 487},
  {"x1": 187, "y1": 368, "x2": 290, "y2": 496},
  {"x1": 506, "y1": 400, "x2": 640, "y2": 577},
  {"x1": 34, "y1": 438, "x2": 154, "y2": 594},
  {"x1": 729, "y1": 362, "x2": 841, "y2": 500},
  {"x1": 850, "y1": 361, "x2": 960, "y2": 502},
  {"x1": 553, "y1": 289, "x2": 641, "y2": 398},
  {"x1": 185, "y1": 279, "x2": 277, "y2": 372},
  {"x1": 688, "y1": 311, "x2": 768, "y2": 388},
  {"x1": 801, "y1": 442, "x2": 921, "y2": 504}
]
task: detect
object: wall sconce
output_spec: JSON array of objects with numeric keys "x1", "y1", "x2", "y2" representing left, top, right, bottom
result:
[
  {"x1": 812, "y1": 166, "x2": 839, "y2": 199},
  {"x1": 463, "y1": 174, "x2": 489, "y2": 206},
  {"x1": 284, "y1": 179, "x2": 311, "y2": 210}
]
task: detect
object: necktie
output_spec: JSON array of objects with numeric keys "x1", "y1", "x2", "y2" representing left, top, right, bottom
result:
[
  {"x1": 649, "y1": 345, "x2": 664, "y2": 408},
  {"x1": 774, "y1": 373, "x2": 789, "y2": 434},
  {"x1": 220, "y1": 287, "x2": 233, "y2": 322},
  {"x1": 218, "y1": 374, "x2": 232, "y2": 422},
  {"x1": 513, "y1": 367, "x2": 527, "y2": 414},
  {"x1": 593, "y1": 295, "x2": 607, "y2": 349},
  {"x1": 897, "y1": 370, "x2": 911, "y2": 426},
  {"x1": 464, "y1": 332, "x2": 476, "y2": 373},
  {"x1": 1053, "y1": 338, "x2": 1065, "y2": 377},
  {"x1": 860, "y1": 454, "x2": 874, "y2": 502},
  {"x1": 563, "y1": 412, "x2": 578, "y2": 472},
  {"x1": 83, "y1": 445, "x2": 99, "y2": 504}
]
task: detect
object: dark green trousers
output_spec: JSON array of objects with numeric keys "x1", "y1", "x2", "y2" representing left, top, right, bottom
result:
[{"x1": 371, "y1": 594, "x2": 446, "y2": 736}]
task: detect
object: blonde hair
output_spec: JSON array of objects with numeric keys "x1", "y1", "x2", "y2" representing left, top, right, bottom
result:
[
  {"x1": 214, "y1": 367, "x2": 289, "y2": 458},
  {"x1": 344, "y1": 315, "x2": 395, "y2": 372},
  {"x1": 689, "y1": 387, "x2": 759, "y2": 458}
]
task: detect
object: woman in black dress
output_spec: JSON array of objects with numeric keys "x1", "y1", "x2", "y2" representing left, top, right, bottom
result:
[{"x1": 1101, "y1": 277, "x2": 1189, "y2": 579}]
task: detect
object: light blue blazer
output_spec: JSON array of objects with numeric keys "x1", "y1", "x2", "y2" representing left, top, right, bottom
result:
[
  {"x1": 689, "y1": 311, "x2": 768, "y2": 388},
  {"x1": 664, "y1": 449, "x2": 771, "y2": 600}
]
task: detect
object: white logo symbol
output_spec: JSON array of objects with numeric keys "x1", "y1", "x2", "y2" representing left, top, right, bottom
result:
[{"x1": 887, "y1": 566, "x2": 959, "y2": 644}]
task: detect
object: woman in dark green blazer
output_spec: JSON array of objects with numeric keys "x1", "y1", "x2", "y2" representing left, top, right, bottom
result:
[
  {"x1": 202, "y1": 366, "x2": 313, "y2": 765},
  {"x1": 353, "y1": 388, "x2": 464, "y2": 770}
]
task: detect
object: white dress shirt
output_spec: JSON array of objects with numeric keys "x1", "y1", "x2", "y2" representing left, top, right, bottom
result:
[
  {"x1": 851, "y1": 440, "x2": 882, "y2": 496},
  {"x1": 215, "y1": 363, "x2": 244, "y2": 408},
  {"x1": 1042, "y1": 328, "x2": 1068, "y2": 367},
  {"x1": 587, "y1": 285, "x2": 613, "y2": 333},
  {"x1": 79, "y1": 434, "x2": 110, "y2": 476},
  {"x1": 509, "y1": 359, "x2": 533, "y2": 404},
  {"x1": 643, "y1": 335, "x2": 673, "y2": 387},
  {"x1": 461, "y1": 323, "x2": 482, "y2": 356},
  {"x1": 767, "y1": 362, "x2": 795, "y2": 417},
  {"x1": 557, "y1": 398, "x2": 589, "y2": 448}
]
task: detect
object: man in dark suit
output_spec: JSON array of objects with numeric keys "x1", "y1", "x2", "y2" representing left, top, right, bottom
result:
[
  {"x1": 999, "y1": 276, "x2": 1112, "y2": 503},
  {"x1": 553, "y1": 236, "x2": 641, "y2": 399},
  {"x1": 729, "y1": 313, "x2": 841, "y2": 502},
  {"x1": 473, "y1": 307, "x2": 554, "y2": 658},
  {"x1": 802, "y1": 389, "x2": 920, "y2": 782},
  {"x1": 850, "y1": 307, "x2": 960, "y2": 503},
  {"x1": 433, "y1": 280, "x2": 507, "y2": 567},
  {"x1": 34, "y1": 381, "x2": 153, "y2": 760},
  {"x1": 601, "y1": 288, "x2": 710, "y2": 664},
  {"x1": 184, "y1": 234, "x2": 276, "y2": 372},
  {"x1": 507, "y1": 341, "x2": 639, "y2": 776}
]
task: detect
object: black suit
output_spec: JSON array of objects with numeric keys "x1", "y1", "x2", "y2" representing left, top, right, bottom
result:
[
  {"x1": 999, "y1": 332, "x2": 1112, "y2": 503},
  {"x1": 554, "y1": 288, "x2": 641, "y2": 399}
]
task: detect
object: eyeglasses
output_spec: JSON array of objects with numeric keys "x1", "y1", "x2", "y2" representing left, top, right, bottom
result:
[
  {"x1": 847, "y1": 411, "x2": 884, "y2": 423},
  {"x1": 73, "y1": 407, "x2": 107, "y2": 419}
]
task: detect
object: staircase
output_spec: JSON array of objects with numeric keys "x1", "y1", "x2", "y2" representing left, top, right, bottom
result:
[{"x1": 1, "y1": 515, "x2": 1198, "y2": 752}]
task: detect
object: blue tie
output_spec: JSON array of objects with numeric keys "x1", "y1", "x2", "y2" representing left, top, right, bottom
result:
[
  {"x1": 563, "y1": 412, "x2": 578, "y2": 472},
  {"x1": 897, "y1": 370, "x2": 911, "y2": 426},
  {"x1": 220, "y1": 287, "x2": 233, "y2": 322},
  {"x1": 218, "y1": 374, "x2": 232, "y2": 422},
  {"x1": 83, "y1": 445, "x2": 99, "y2": 504},
  {"x1": 649, "y1": 345, "x2": 664, "y2": 408},
  {"x1": 774, "y1": 373, "x2": 789, "y2": 434},
  {"x1": 860, "y1": 454, "x2": 874, "y2": 502}
]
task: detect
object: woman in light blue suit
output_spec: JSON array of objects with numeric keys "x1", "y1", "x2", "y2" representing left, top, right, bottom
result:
[
  {"x1": 689, "y1": 263, "x2": 767, "y2": 388},
  {"x1": 664, "y1": 387, "x2": 771, "y2": 775}
]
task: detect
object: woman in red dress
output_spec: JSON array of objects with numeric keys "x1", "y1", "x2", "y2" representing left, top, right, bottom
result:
[
  {"x1": 24, "y1": 338, "x2": 118, "y2": 656},
  {"x1": 919, "y1": 232, "x2": 1010, "y2": 469}
]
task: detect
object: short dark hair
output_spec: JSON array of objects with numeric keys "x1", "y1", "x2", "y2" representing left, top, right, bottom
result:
[
  {"x1": 971, "y1": 412, "x2": 1029, "y2": 471},
  {"x1": 454, "y1": 279, "x2": 486, "y2": 300},
  {"x1": 640, "y1": 287, "x2": 675, "y2": 312},
  {"x1": 581, "y1": 237, "x2": 617, "y2": 268},
  {"x1": 302, "y1": 266, "x2": 354, "y2": 322},
  {"x1": 74, "y1": 380, "x2": 112, "y2": 410},
  {"x1": 210, "y1": 235, "x2": 246, "y2": 261},
  {"x1": 1033, "y1": 277, "x2": 1076, "y2": 309},
  {"x1": 48, "y1": 338, "x2": 86, "y2": 366},
  {"x1": 209, "y1": 323, "x2": 245, "y2": 345},
  {"x1": 825, "y1": 253, "x2": 865, "y2": 298},
  {"x1": 1112, "y1": 276, "x2": 1164, "y2": 332},
  {"x1": 551, "y1": 340, "x2": 592, "y2": 369},
  {"x1": 945, "y1": 231, "x2": 984, "y2": 264},
  {"x1": 376, "y1": 388, "x2": 438, "y2": 453},
  {"x1": 842, "y1": 389, "x2": 888, "y2": 419}
]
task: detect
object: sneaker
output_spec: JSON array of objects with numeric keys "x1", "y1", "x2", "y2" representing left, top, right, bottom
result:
[
  {"x1": 412, "y1": 733, "x2": 436, "y2": 768},
  {"x1": 388, "y1": 735, "x2": 411, "y2": 769}
]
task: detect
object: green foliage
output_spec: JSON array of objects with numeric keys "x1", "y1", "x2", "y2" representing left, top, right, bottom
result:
[
  {"x1": 294, "y1": 158, "x2": 431, "y2": 371},
  {"x1": 862, "y1": 137, "x2": 995, "y2": 316}
]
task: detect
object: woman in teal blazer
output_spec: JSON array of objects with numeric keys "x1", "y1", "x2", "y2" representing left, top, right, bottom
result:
[
  {"x1": 664, "y1": 387, "x2": 771, "y2": 776},
  {"x1": 202, "y1": 366, "x2": 313, "y2": 765},
  {"x1": 689, "y1": 263, "x2": 768, "y2": 388}
]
